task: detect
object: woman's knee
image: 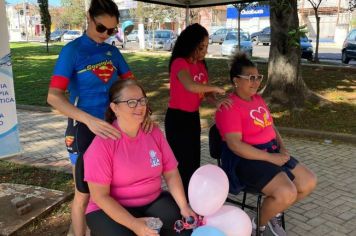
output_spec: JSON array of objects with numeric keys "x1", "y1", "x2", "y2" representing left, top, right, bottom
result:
[
  {"x1": 300, "y1": 170, "x2": 317, "y2": 194},
  {"x1": 272, "y1": 184, "x2": 298, "y2": 206}
]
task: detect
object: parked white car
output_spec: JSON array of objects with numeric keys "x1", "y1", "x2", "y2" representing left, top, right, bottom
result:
[
  {"x1": 221, "y1": 31, "x2": 253, "y2": 57},
  {"x1": 145, "y1": 30, "x2": 177, "y2": 51},
  {"x1": 63, "y1": 30, "x2": 82, "y2": 42},
  {"x1": 127, "y1": 30, "x2": 138, "y2": 42},
  {"x1": 105, "y1": 35, "x2": 125, "y2": 48},
  {"x1": 127, "y1": 30, "x2": 149, "y2": 42}
]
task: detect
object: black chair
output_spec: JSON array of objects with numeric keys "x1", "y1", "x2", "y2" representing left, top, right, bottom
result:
[{"x1": 208, "y1": 124, "x2": 285, "y2": 236}]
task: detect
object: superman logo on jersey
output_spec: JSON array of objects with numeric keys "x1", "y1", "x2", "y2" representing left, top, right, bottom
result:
[{"x1": 86, "y1": 60, "x2": 116, "y2": 83}]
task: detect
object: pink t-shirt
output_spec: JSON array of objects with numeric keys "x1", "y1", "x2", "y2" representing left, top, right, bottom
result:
[
  {"x1": 215, "y1": 93, "x2": 276, "y2": 145},
  {"x1": 84, "y1": 122, "x2": 178, "y2": 214},
  {"x1": 168, "y1": 58, "x2": 208, "y2": 112}
]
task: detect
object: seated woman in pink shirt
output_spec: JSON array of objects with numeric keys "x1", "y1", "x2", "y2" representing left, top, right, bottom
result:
[
  {"x1": 215, "y1": 53, "x2": 317, "y2": 236},
  {"x1": 84, "y1": 80, "x2": 195, "y2": 236}
]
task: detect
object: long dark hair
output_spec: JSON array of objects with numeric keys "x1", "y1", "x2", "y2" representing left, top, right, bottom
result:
[
  {"x1": 169, "y1": 23, "x2": 209, "y2": 72},
  {"x1": 229, "y1": 52, "x2": 256, "y2": 84},
  {"x1": 88, "y1": 0, "x2": 120, "y2": 21},
  {"x1": 105, "y1": 80, "x2": 148, "y2": 123}
]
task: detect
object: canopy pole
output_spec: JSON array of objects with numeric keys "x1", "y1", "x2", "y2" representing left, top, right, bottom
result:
[{"x1": 185, "y1": 6, "x2": 189, "y2": 27}]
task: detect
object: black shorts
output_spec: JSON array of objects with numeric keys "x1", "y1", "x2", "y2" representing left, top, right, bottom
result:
[
  {"x1": 236, "y1": 156, "x2": 299, "y2": 192},
  {"x1": 65, "y1": 118, "x2": 95, "y2": 193}
]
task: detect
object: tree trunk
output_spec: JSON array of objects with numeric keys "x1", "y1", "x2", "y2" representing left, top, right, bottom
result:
[
  {"x1": 314, "y1": 12, "x2": 320, "y2": 63},
  {"x1": 262, "y1": 0, "x2": 318, "y2": 109}
]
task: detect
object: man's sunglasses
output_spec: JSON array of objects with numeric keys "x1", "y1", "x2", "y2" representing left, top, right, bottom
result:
[
  {"x1": 92, "y1": 18, "x2": 118, "y2": 36},
  {"x1": 237, "y1": 74, "x2": 264, "y2": 83}
]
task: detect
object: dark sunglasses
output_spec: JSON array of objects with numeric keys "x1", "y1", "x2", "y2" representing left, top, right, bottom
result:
[
  {"x1": 113, "y1": 97, "x2": 148, "y2": 108},
  {"x1": 92, "y1": 17, "x2": 118, "y2": 36},
  {"x1": 237, "y1": 74, "x2": 264, "y2": 83}
]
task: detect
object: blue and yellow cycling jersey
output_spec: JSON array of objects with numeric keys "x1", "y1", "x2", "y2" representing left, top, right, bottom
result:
[{"x1": 50, "y1": 34, "x2": 133, "y2": 119}]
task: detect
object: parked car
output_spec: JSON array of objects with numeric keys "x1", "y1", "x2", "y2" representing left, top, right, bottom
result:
[
  {"x1": 251, "y1": 27, "x2": 270, "y2": 45},
  {"x1": 50, "y1": 29, "x2": 67, "y2": 42},
  {"x1": 300, "y1": 37, "x2": 313, "y2": 61},
  {"x1": 127, "y1": 30, "x2": 149, "y2": 42},
  {"x1": 341, "y1": 29, "x2": 356, "y2": 64},
  {"x1": 127, "y1": 30, "x2": 138, "y2": 42},
  {"x1": 145, "y1": 30, "x2": 177, "y2": 51},
  {"x1": 105, "y1": 35, "x2": 125, "y2": 48},
  {"x1": 63, "y1": 30, "x2": 82, "y2": 42},
  {"x1": 221, "y1": 31, "x2": 253, "y2": 57},
  {"x1": 209, "y1": 28, "x2": 242, "y2": 44}
]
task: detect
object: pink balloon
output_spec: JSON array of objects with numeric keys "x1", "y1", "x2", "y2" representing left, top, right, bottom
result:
[
  {"x1": 205, "y1": 205, "x2": 252, "y2": 236},
  {"x1": 188, "y1": 164, "x2": 229, "y2": 216}
]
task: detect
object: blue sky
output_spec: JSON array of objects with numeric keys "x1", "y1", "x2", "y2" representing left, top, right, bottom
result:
[{"x1": 7, "y1": 0, "x2": 60, "y2": 7}]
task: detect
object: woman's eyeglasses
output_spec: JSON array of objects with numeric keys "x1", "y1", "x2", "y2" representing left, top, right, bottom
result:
[
  {"x1": 174, "y1": 216, "x2": 204, "y2": 233},
  {"x1": 92, "y1": 18, "x2": 118, "y2": 36},
  {"x1": 237, "y1": 74, "x2": 264, "y2": 83},
  {"x1": 113, "y1": 97, "x2": 148, "y2": 108}
]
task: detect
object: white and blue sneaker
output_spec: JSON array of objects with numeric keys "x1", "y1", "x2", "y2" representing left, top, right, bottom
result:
[
  {"x1": 267, "y1": 214, "x2": 287, "y2": 236},
  {"x1": 251, "y1": 217, "x2": 266, "y2": 236}
]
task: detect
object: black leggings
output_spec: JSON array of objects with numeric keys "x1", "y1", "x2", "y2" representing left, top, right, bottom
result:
[
  {"x1": 86, "y1": 192, "x2": 191, "y2": 236},
  {"x1": 164, "y1": 108, "x2": 201, "y2": 197}
]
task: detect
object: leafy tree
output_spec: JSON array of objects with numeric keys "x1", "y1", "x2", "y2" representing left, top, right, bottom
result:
[
  {"x1": 60, "y1": 0, "x2": 86, "y2": 30},
  {"x1": 306, "y1": 0, "x2": 324, "y2": 63},
  {"x1": 262, "y1": 0, "x2": 321, "y2": 108},
  {"x1": 38, "y1": 0, "x2": 51, "y2": 52}
]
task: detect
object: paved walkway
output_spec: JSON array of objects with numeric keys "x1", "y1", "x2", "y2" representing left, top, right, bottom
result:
[{"x1": 6, "y1": 109, "x2": 356, "y2": 236}]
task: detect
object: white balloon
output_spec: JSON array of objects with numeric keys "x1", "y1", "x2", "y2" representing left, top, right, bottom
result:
[
  {"x1": 205, "y1": 205, "x2": 252, "y2": 236},
  {"x1": 188, "y1": 164, "x2": 229, "y2": 216}
]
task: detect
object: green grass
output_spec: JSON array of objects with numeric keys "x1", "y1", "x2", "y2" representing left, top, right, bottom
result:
[
  {"x1": 0, "y1": 160, "x2": 73, "y2": 192},
  {"x1": 10, "y1": 42, "x2": 356, "y2": 134},
  {"x1": 11, "y1": 42, "x2": 64, "y2": 106}
]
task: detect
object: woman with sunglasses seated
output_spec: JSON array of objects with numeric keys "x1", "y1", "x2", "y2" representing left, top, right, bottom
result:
[
  {"x1": 215, "y1": 53, "x2": 317, "y2": 236},
  {"x1": 84, "y1": 80, "x2": 196, "y2": 236},
  {"x1": 47, "y1": 0, "x2": 154, "y2": 235}
]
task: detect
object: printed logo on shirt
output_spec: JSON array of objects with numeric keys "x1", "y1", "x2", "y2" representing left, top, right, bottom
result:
[
  {"x1": 149, "y1": 150, "x2": 160, "y2": 167},
  {"x1": 193, "y1": 73, "x2": 207, "y2": 99},
  {"x1": 249, "y1": 106, "x2": 272, "y2": 128},
  {"x1": 65, "y1": 136, "x2": 74, "y2": 147},
  {"x1": 193, "y1": 72, "x2": 205, "y2": 82},
  {"x1": 79, "y1": 60, "x2": 116, "y2": 83}
]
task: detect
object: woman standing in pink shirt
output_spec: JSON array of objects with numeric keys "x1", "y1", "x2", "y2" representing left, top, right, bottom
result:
[
  {"x1": 165, "y1": 23, "x2": 228, "y2": 195},
  {"x1": 215, "y1": 53, "x2": 317, "y2": 236},
  {"x1": 84, "y1": 80, "x2": 195, "y2": 236}
]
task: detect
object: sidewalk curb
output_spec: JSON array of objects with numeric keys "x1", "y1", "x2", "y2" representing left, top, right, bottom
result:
[
  {"x1": 253, "y1": 59, "x2": 356, "y2": 71},
  {"x1": 276, "y1": 127, "x2": 356, "y2": 144},
  {"x1": 17, "y1": 104, "x2": 53, "y2": 112},
  {"x1": 206, "y1": 55, "x2": 356, "y2": 71},
  {"x1": 17, "y1": 107, "x2": 355, "y2": 144},
  {"x1": 152, "y1": 115, "x2": 356, "y2": 144}
]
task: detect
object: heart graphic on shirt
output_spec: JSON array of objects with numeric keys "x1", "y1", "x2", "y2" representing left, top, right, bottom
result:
[
  {"x1": 249, "y1": 106, "x2": 272, "y2": 128},
  {"x1": 193, "y1": 72, "x2": 205, "y2": 82},
  {"x1": 92, "y1": 63, "x2": 114, "y2": 83}
]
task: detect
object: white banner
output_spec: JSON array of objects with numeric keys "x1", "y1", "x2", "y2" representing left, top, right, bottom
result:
[{"x1": 0, "y1": 0, "x2": 21, "y2": 158}]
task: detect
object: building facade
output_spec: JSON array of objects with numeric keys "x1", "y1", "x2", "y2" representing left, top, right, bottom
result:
[{"x1": 298, "y1": 0, "x2": 352, "y2": 45}]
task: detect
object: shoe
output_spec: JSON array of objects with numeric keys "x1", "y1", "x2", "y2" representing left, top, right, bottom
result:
[
  {"x1": 267, "y1": 214, "x2": 286, "y2": 236},
  {"x1": 251, "y1": 217, "x2": 265, "y2": 236}
]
